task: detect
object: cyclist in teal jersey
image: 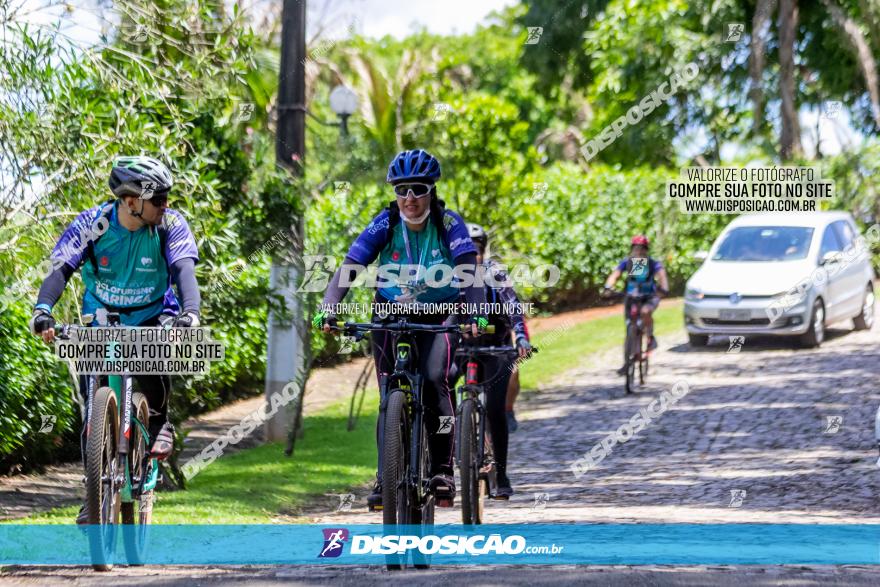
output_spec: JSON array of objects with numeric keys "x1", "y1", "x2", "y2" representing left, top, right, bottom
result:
[
  {"x1": 30, "y1": 156, "x2": 201, "y2": 522},
  {"x1": 315, "y1": 149, "x2": 488, "y2": 510}
]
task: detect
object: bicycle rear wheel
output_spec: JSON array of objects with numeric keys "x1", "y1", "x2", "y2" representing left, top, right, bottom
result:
[
  {"x1": 458, "y1": 398, "x2": 480, "y2": 524},
  {"x1": 382, "y1": 390, "x2": 409, "y2": 570},
  {"x1": 122, "y1": 392, "x2": 152, "y2": 565},
  {"x1": 638, "y1": 330, "x2": 647, "y2": 385},
  {"x1": 624, "y1": 323, "x2": 637, "y2": 394},
  {"x1": 85, "y1": 386, "x2": 120, "y2": 571}
]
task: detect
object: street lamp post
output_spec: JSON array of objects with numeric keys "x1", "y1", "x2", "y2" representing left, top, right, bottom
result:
[{"x1": 328, "y1": 85, "x2": 358, "y2": 137}]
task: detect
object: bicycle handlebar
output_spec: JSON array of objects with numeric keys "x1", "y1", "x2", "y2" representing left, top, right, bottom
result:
[
  {"x1": 603, "y1": 290, "x2": 658, "y2": 302},
  {"x1": 455, "y1": 345, "x2": 539, "y2": 357}
]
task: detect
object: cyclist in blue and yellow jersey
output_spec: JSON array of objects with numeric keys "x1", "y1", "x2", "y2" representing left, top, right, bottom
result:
[
  {"x1": 315, "y1": 149, "x2": 488, "y2": 510},
  {"x1": 30, "y1": 157, "x2": 201, "y2": 522},
  {"x1": 602, "y1": 235, "x2": 669, "y2": 374}
]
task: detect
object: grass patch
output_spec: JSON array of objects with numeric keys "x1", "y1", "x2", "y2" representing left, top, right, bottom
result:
[
  {"x1": 15, "y1": 400, "x2": 378, "y2": 524},
  {"x1": 518, "y1": 301, "x2": 683, "y2": 390},
  {"x1": 15, "y1": 302, "x2": 684, "y2": 524}
]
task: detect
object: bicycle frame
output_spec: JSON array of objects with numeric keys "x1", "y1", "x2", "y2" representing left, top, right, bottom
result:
[
  {"x1": 334, "y1": 318, "x2": 487, "y2": 511},
  {"x1": 380, "y1": 332, "x2": 429, "y2": 504},
  {"x1": 72, "y1": 314, "x2": 159, "y2": 506}
]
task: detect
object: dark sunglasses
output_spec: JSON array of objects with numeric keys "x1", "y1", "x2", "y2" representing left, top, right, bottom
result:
[{"x1": 393, "y1": 183, "x2": 433, "y2": 198}]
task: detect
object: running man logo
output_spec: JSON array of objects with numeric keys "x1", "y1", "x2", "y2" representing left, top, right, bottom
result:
[
  {"x1": 531, "y1": 492, "x2": 550, "y2": 511},
  {"x1": 336, "y1": 493, "x2": 356, "y2": 512},
  {"x1": 727, "y1": 336, "x2": 745, "y2": 353},
  {"x1": 128, "y1": 24, "x2": 148, "y2": 43},
  {"x1": 437, "y1": 416, "x2": 454, "y2": 434},
  {"x1": 728, "y1": 489, "x2": 747, "y2": 508},
  {"x1": 337, "y1": 336, "x2": 356, "y2": 355},
  {"x1": 38, "y1": 415, "x2": 56, "y2": 434},
  {"x1": 298, "y1": 255, "x2": 337, "y2": 293},
  {"x1": 139, "y1": 180, "x2": 156, "y2": 200},
  {"x1": 432, "y1": 103, "x2": 453, "y2": 122},
  {"x1": 824, "y1": 415, "x2": 843, "y2": 434},
  {"x1": 318, "y1": 528, "x2": 349, "y2": 558},
  {"x1": 724, "y1": 23, "x2": 744, "y2": 42},
  {"x1": 630, "y1": 257, "x2": 648, "y2": 278},
  {"x1": 234, "y1": 101, "x2": 255, "y2": 122},
  {"x1": 822, "y1": 101, "x2": 842, "y2": 119},
  {"x1": 524, "y1": 27, "x2": 543, "y2": 45},
  {"x1": 333, "y1": 181, "x2": 351, "y2": 197}
]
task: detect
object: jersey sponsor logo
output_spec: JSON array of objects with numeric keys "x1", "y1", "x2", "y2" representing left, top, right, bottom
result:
[
  {"x1": 391, "y1": 251, "x2": 401, "y2": 261},
  {"x1": 367, "y1": 217, "x2": 390, "y2": 235},
  {"x1": 100, "y1": 256, "x2": 109, "y2": 266},
  {"x1": 449, "y1": 237, "x2": 467, "y2": 250},
  {"x1": 432, "y1": 248, "x2": 440, "y2": 257},
  {"x1": 136, "y1": 255, "x2": 157, "y2": 273},
  {"x1": 443, "y1": 213, "x2": 458, "y2": 228}
]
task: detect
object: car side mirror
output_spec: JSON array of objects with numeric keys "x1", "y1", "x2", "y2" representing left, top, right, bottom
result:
[
  {"x1": 692, "y1": 250, "x2": 709, "y2": 262},
  {"x1": 819, "y1": 251, "x2": 840, "y2": 266}
]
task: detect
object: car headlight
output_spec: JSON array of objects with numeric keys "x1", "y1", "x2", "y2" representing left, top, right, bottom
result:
[{"x1": 685, "y1": 288, "x2": 704, "y2": 301}]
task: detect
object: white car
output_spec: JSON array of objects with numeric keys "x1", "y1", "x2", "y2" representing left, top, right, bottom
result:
[{"x1": 684, "y1": 212, "x2": 875, "y2": 348}]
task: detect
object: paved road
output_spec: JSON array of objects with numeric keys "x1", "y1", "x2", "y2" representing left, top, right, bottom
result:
[{"x1": 4, "y1": 318, "x2": 880, "y2": 585}]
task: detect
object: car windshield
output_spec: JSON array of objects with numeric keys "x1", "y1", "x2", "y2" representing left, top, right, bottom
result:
[{"x1": 712, "y1": 226, "x2": 814, "y2": 261}]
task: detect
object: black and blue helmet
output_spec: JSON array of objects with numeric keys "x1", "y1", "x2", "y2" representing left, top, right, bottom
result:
[{"x1": 386, "y1": 149, "x2": 441, "y2": 184}]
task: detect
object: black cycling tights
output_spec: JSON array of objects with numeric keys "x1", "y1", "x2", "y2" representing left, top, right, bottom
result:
[
  {"x1": 371, "y1": 310, "x2": 459, "y2": 480},
  {"x1": 475, "y1": 355, "x2": 513, "y2": 479}
]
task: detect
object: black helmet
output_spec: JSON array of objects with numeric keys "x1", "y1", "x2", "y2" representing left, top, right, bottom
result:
[
  {"x1": 467, "y1": 223, "x2": 487, "y2": 248},
  {"x1": 109, "y1": 156, "x2": 173, "y2": 199}
]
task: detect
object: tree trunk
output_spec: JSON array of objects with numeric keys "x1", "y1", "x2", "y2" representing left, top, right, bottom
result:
[
  {"x1": 821, "y1": 0, "x2": 880, "y2": 129},
  {"x1": 749, "y1": 0, "x2": 779, "y2": 135},
  {"x1": 778, "y1": 0, "x2": 803, "y2": 160}
]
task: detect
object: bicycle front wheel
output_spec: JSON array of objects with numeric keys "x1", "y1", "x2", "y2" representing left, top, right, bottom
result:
[
  {"x1": 382, "y1": 390, "x2": 410, "y2": 570},
  {"x1": 122, "y1": 392, "x2": 152, "y2": 565},
  {"x1": 85, "y1": 386, "x2": 120, "y2": 571},
  {"x1": 458, "y1": 398, "x2": 481, "y2": 524}
]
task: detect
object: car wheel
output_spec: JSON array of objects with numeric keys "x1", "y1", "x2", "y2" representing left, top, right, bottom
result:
[
  {"x1": 798, "y1": 299, "x2": 825, "y2": 348},
  {"x1": 688, "y1": 334, "x2": 709, "y2": 347},
  {"x1": 853, "y1": 285, "x2": 875, "y2": 331}
]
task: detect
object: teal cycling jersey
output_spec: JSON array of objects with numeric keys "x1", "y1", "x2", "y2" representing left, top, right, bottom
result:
[
  {"x1": 376, "y1": 216, "x2": 459, "y2": 303},
  {"x1": 51, "y1": 201, "x2": 199, "y2": 325}
]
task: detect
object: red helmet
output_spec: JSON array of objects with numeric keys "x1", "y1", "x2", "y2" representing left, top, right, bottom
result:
[{"x1": 631, "y1": 235, "x2": 650, "y2": 248}]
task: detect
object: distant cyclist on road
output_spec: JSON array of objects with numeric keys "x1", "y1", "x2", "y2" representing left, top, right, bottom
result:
[
  {"x1": 29, "y1": 156, "x2": 201, "y2": 521},
  {"x1": 315, "y1": 149, "x2": 488, "y2": 510},
  {"x1": 602, "y1": 235, "x2": 669, "y2": 374},
  {"x1": 451, "y1": 223, "x2": 532, "y2": 498}
]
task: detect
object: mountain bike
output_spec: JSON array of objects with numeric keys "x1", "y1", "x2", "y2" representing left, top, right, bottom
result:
[
  {"x1": 57, "y1": 312, "x2": 159, "y2": 570},
  {"x1": 328, "y1": 318, "x2": 492, "y2": 569},
  {"x1": 606, "y1": 291, "x2": 655, "y2": 394},
  {"x1": 455, "y1": 344, "x2": 537, "y2": 525}
]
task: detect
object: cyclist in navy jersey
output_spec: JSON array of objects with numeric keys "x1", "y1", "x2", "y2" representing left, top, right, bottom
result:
[
  {"x1": 602, "y1": 235, "x2": 669, "y2": 374},
  {"x1": 450, "y1": 223, "x2": 532, "y2": 498},
  {"x1": 314, "y1": 149, "x2": 488, "y2": 510}
]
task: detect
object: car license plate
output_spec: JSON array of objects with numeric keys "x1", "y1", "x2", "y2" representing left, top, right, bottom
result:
[{"x1": 719, "y1": 309, "x2": 751, "y2": 321}]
